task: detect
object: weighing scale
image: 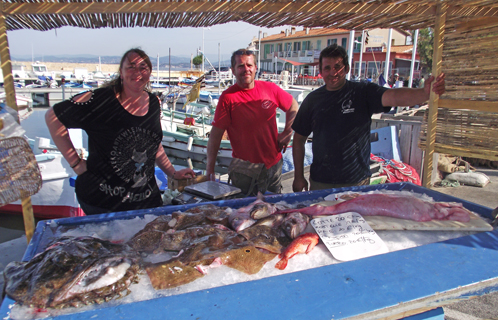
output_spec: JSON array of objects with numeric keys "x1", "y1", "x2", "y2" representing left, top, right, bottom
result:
[{"x1": 172, "y1": 181, "x2": 242, "y2": 205}]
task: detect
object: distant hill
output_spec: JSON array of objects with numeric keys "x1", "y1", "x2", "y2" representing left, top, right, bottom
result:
[{"x1": 11, "y1": 54, "x2": 231, "y2": 70}]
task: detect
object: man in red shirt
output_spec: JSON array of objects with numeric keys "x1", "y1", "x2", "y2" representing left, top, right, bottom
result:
[{"x1": 206, "y1": 49, "x2": 299, "y2": 196}]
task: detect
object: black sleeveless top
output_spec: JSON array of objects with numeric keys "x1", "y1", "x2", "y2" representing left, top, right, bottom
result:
[{"x1": 54, "y1": 87, "x2": 163, "y2": 212}]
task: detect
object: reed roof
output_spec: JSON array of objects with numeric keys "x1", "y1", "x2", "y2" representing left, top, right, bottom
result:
[{"x1": 1, "y1": 0, "x2": 497, "y2": 32}]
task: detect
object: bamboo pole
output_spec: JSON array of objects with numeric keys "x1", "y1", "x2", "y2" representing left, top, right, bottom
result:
[
  {"x1": 422, "y1": 3, "x2": 447, "y2": 188},
  {"x1": 0, "y1": 12, "x2": 36, "y2": 244}
]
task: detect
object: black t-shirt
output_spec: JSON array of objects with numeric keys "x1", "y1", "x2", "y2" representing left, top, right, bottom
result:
[
  {"x1": 292, "y1": 80, "x2": 389, "y2": 184},
  {"x1": 53, "y1": 87, "x2": 163, "y2": 212}
]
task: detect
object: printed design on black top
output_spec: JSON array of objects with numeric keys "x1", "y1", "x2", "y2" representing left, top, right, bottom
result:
[
  {"x1": 110, "y1": 127, "x2": 160, "y2": 187},
  {"x1": 131, "y1": 150, "x2": 148, "y2": 188},
  {"x1": 341, "y1": 99, "x2": 354, "y2": 114}
]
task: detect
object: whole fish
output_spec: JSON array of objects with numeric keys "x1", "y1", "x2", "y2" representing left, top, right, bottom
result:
[
  {"x1": 275, "y1": 233, "x2": 319, "y2": 270},
  {"x1": 228, "y1": 210, "x2": 256, "y2": 232},
  {"x1": 254, "y1": 213, "x2": 286, "y2": 228},
  {"x1": 277, "y1": 193, "x2": 471, "y2": 222},
  {"x1": 281, "y1": 212, "x2": 310, "y2": 239}
]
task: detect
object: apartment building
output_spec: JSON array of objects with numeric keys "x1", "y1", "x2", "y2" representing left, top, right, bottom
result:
[{"x1": 252, "y1": 27, "x2": 419, "y2": 80}]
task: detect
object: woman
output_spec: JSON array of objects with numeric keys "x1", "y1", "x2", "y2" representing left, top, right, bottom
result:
[{"x1": 46, "y1": 48, "x2": 195, "y2": 215}]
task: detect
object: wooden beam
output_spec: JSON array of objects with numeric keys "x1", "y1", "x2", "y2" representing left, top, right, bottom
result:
[
  {"x1": 422, "y1": 3, "x2": 447, "y2": 188},
  {"x1": 0, "y1": 12, "x2": 18, "y2": 119},
  {"x1": 432, "y1": 144, "x2": 498, "y2": 162},
  {"x1": 2, "y1": 1, "x2": 435, "y2": 16},
  {"x1": 439, "y1": 99, "x2": 498, "y2": 113}
]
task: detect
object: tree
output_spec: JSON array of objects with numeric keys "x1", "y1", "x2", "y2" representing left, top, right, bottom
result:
[
  {"x1": 413, "y1": 28, "x2": 433, "y2": 73},
  {"x1": 192, "y1": 54, "x2": 203, "y2": 68}
]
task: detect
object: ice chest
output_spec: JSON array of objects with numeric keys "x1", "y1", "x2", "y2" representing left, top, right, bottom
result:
[{"x1": 2, "y1": 182, "x2": 498, "y2": 320}]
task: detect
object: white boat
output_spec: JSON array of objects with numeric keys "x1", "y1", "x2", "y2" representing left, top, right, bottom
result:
[
  {"x1": 0, "y1": 136, "x2": 86, "y2": 219},
  {"x1": 0, "y1": 100, "x2": 86, "y2": 218}
]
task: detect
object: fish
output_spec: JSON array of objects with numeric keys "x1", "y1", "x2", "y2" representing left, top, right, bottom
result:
[
  {"x1": 219, "y1": 246, "x2": 277, "y2": 275},
  {"x1": 238, "y1": 225, "x2": 286, "y2": 254},
  {"x1": 186, "y1": 204, "x2": 230, "y2": 226},
  {"x1": 249, "y1": 202, "x2": 279, "y2": 219},
  {"x1": 3, "y1": 236, "x2": 140, "y2": 309},
  {"x1": 253, "y1": 213, "x2": 286, "y2": 228},
  {"x1": 168, "y1": 211, "x2": 206, "y2": 230},
  {"x1": 281, "y1": 212, "x2": 310, "y2": 239},
  {"x1": 228, "y1": 210, "x2": 256, "y2": 231},
  {"x1": 146, "y1": 260, "x2": 205, "y2": 290},
  {"x1": 277, "y1": 193, "x2": 471, "y2": 222},
  {"x1": 275, "y1": 233, "x2": 319, "y2": 270}
]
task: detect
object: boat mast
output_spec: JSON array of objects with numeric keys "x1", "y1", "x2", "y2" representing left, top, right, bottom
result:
[{"x1": 157, "y1": 53, "x2": 159, "y2": 85}]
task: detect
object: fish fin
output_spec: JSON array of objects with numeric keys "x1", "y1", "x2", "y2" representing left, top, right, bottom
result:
[
  {"x1": 275, "y1": 258, "x2": 288, "y2": 270},
  {"x1": 256, "y1": 192, "x2": 264, "y2": 201}
]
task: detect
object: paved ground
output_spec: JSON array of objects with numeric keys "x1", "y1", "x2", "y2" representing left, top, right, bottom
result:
[{"x1": 1, "y1": 167, "x2": 498, "y2": 319}]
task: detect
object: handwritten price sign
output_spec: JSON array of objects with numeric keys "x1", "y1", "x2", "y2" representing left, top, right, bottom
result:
[{"x1": 311, "y1": 212, "x2": 389, "y2": 261}]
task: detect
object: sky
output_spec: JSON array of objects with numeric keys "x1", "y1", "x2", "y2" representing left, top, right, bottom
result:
[{"x1": 7, "y1": 22, "x2": 292, "y2": 62}]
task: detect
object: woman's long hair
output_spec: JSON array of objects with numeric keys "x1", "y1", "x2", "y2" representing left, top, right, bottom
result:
[{"x1": 104, "y1": 48, "x2": 152, "y2": 93}]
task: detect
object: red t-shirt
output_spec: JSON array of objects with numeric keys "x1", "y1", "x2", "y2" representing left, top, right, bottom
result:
[{"x1": 212, "y1": 81, "x2": 293, "y2": 168}]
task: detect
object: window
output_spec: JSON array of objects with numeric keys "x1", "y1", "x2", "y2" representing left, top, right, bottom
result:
[
  {"x1": 293, "y1": 42, "x2": 301, "y2": 51},
  {"x1": 341, "y1": 38, "x2": 347, "y2": 48},
  {"x1": 327, "y1": 39, "x2": 337, "y2": 46},
  {"x1": 354, "y1": 62, "x2": 366, "y2": 77},
  {"x1": 316, "y1": 40, "x2": 321, "y2": 51},
  {"x1": 302, "y1": 41, "x2": 311, "y2": 51},
  {"x1": 264, "y1": 44, "x2": 271, "y2": 56},
  {"x1": 354, "y1": 36, "x2": 362, "y2": 52},
  {"x1": 277, "y1": 43, "x2": 283, "y2": 52},
  {"x1": 367, "y1": 62, "x2": 381, "y2": 78}
]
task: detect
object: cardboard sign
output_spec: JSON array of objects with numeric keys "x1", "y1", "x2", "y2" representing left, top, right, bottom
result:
[{"x1": 311, "y1": 212, "x2": 389, "y2": 261}]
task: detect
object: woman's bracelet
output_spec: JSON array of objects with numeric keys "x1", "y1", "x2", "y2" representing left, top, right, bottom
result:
[{"x1": 70, "y1": 158, "x2": 82, "y2": 168}]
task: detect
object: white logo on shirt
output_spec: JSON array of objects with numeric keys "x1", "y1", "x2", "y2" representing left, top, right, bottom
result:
[{"x1": 341, "y1": 99, "x2": 354, "y2": 114}]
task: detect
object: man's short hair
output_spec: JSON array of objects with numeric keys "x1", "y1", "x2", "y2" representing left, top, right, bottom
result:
[
  {"x1": 231, "y1": 48, "x2": 257, "y2": 69},
  {"x1": 319, "y1": 44, "x2": 349, "y2": 72}
]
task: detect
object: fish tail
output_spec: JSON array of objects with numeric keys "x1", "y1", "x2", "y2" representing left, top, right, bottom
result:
[{"x1": 275, "y1": 258, "x2": 288, "y2": 270}]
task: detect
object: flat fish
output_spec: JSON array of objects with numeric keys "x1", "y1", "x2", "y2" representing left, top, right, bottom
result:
[
  {"x1": 219, "y1": 246, "x2": 277, "y2": 275},
  {"x1": 146, "y1": 260, "x2": 204, "y2": 290},
  {"x1": 277, "y1": 193, "x2": 471, "y2": 222},
  {"x1": 4, "y1": 236, "x2": 140, "y2": 309}
]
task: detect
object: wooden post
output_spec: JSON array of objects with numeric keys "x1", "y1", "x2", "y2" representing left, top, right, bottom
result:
[
  {"x1": 0, "y1": 11, "x2": 36, "y2": 244},
  {"x1": 422, "y1": 3, "x2": 447, "y2": 188},
  {"x1": 0, "y1": 11, "x2": 19, "y2": 120}
]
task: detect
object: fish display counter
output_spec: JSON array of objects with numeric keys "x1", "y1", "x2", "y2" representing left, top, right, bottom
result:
[{"x1": 1, "y1": 182, "x2": 498, "y2": 320}]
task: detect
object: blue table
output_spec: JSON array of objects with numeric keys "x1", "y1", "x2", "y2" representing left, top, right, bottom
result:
[{"x1": 2, "y1": 183, "x2": 497, "y2": 320}]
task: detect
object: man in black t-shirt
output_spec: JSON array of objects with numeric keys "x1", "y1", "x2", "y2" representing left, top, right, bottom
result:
[{"x1": 291, "y1": 44, "x2": 446, "y2": 192}]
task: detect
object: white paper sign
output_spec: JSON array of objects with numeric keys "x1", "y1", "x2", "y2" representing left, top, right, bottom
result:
[{"x1": 311, "y1": 212, "x2": 389, "y2": 261}]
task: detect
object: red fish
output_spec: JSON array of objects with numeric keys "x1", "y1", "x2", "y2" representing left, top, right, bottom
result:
[
  {"x1": 275, "y1": 233, "x2": 319, "y2": 270},
  {"x1": 277, "y1": 193, "x2": 471, "y2": 222}
]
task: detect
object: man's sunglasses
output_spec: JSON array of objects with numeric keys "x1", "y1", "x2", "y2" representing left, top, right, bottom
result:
[{"x1": 234, "y1": 49, "x2": 255, "y2": 56}]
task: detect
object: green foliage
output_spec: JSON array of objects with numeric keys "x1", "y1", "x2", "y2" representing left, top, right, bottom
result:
[
  {"x1": 414, "y1": 28, "x2": 433, "y2": 73},
  {"x1": 192, "y1": 54, "x2": 203, "y2": 67}
]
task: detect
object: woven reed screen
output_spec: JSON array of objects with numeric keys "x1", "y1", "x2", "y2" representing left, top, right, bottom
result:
[
  {"x1": 419, "y1": 19, "x2": 498, "y2": 161},
  {"x1": 441, "y1": 20, "x2": 498, "y2": 101}
]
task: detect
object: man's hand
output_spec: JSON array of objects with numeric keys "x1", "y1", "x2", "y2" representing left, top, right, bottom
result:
[
  {"x1": 425, "y1": 73, "x2": 446, "y2": 96},
  {"x1": 292, "y1": 176, "x2": 309, "y2": 192},
  {"x1": 277, "y1": 130, "x2": 292, "y2": 153}
]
